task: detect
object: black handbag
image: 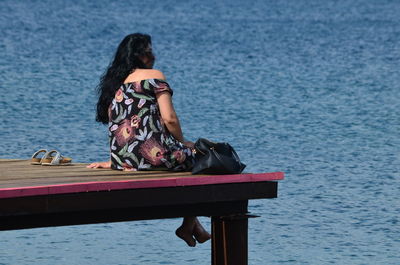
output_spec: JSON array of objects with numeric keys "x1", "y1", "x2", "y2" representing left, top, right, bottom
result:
[{"x1": 191, "y1": 138, "x2": 246, "y2": 175}]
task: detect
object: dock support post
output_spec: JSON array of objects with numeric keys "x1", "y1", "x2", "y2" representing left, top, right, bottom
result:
[{"x1": 211, "y1": 214, "x2": 252, "y2": 265}]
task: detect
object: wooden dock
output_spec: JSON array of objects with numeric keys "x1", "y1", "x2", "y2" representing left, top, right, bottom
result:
[{"x1": 0, "y1": 159, "x2": 284, "y2": 265}]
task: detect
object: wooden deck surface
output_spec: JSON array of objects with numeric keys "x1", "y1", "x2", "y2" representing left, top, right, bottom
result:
[{"x1": 0, "y1": 159, "x2": 284, "y2": 199}]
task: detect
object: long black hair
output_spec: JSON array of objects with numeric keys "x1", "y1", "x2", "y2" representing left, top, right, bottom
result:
[{"x1": 95, "y1": 33, "x2": 153, "y2": 124}]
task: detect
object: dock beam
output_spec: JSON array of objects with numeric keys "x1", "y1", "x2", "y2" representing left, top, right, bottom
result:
[{"x1": 212, "y1": 214, "x2": 256, "y2": 265}]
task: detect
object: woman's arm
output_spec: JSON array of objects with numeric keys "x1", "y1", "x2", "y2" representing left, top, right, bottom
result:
[{"x1": 156, "y1": 92, "x2": 185, "y2": 143}]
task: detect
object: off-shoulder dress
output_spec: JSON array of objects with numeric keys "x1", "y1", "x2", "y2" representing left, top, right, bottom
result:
[{"x1": 108, "y1": 79, "x2": 194, "y2": 171}]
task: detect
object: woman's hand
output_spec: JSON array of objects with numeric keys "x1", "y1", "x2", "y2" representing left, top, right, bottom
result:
[
  {"x1": 86, "y1": 161, "x2": 111, "y2": 169},
  {"x1": 183, "y1": 141, "x2": 195, "y2": 149}
]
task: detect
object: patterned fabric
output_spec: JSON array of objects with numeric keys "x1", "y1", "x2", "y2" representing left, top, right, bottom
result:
[{"x1": 109, "y1": 78, "x2": 194, "y2": 171}]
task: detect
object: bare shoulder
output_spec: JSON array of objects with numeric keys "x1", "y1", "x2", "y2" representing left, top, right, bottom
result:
[
  {"x1": 140, "y1": 69, "x2": 166, "y2": 80},
  {"x1": 124, "y1": 69, "x2": 167, "y2": 84}
]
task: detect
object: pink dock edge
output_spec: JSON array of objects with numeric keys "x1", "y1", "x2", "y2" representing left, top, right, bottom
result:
[{"x1": 0, "y1": 172, "x2": 284, "y2": 199}]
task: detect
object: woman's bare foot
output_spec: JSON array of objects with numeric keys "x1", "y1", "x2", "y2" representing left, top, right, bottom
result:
[
  {"x1": 175, "y1": 226, "x2": 196, "y2": 247},
  {"x1": 193, "y1": 218, "x2": 211, "y2": 243}
]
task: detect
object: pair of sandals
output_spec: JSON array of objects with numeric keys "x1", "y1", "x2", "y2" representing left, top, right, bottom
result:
[{"x1": 31, "y1": 149, "x2": 72, "y2": 166}]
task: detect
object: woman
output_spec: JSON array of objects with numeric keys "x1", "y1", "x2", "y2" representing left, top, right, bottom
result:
[{"x1": 87, "y1": 33, "x2": 210, "y2": 247}]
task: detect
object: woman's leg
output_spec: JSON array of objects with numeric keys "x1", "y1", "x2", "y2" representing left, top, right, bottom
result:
[
  {"x1": 175, "y1": 217, "x2": 211, "y2": 246},
  {"x1": 193, "y1": 217, "x2": 211, "y2": 243},
  {"x1": 175, "y1": 217, "x2": 197, "y2": 247}
]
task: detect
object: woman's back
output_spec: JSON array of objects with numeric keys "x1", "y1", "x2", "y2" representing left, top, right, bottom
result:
[{"x1": 109, "y1": 75, "x2": 194, "y2": 171}]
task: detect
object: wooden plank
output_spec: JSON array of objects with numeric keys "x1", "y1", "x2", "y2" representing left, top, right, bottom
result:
[
  {"x1": 0, "y1": 159, "x2": 26, "y2": 163},
  {"x1": 0, "y1": 172, "x2": 197, "y2": 188},
  {"x1": 0, "y1": 160, "x2": 192, "y2": 179},
  {"x1": 1, "y1": 180, "x2": 277, "y2": 231},
  {"x1": 0, "y1": 159, "x2": 197, "y2": 187},
  {"x1": 0, "y1": 182, "x2": 278, "y2": 215},
  {"x1": 0, "y1": 200, "x2": 249, "y2": 231},
  {"x1": 0, "y1": 172, "x2": 283, "y2": 199},
  {"x1": 0, "y1": 160, "x2": 284, "y2": 199}
]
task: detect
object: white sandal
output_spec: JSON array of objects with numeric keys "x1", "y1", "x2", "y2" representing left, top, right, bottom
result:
[
  {"x1": 41, "y1": 150, "x2": 72, "y2": 166},
  {"x1": 30, "y1": 149, "x2": 48, "y2": 165}
]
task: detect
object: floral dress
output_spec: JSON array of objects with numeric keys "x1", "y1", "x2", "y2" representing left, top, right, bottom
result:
[{"x1": 109, "y1": 78, "x2": 195, "y2": 171}]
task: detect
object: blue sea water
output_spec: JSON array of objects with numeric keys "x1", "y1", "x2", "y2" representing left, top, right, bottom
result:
[{"x1": 1, "y1": 0, "x2": 399, "y2": 264}]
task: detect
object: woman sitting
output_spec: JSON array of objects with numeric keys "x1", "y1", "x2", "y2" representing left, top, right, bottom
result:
[{"x1": 87, "y1": 33, "x2": 210, "y2": 247}]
